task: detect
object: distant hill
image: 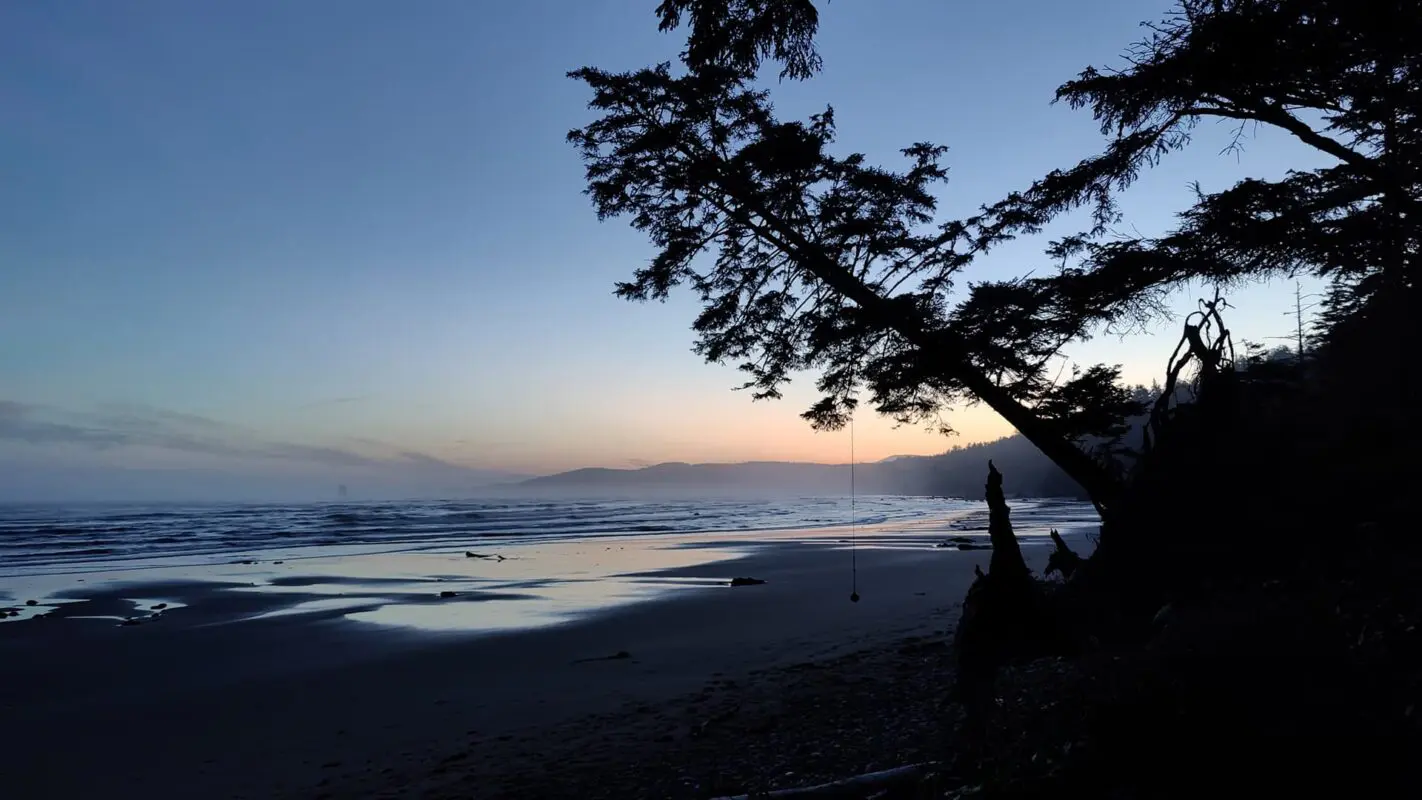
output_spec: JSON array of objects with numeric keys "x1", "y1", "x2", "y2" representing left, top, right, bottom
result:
[
  {"x1": 515, "y1": 434, "x2": 1091, "y2": 499},
  {"x1": 511, "y1": 379, "x2": 1211, "y2": 501}
]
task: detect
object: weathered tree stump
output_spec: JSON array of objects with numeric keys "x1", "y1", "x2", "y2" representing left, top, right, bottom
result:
[
  {"x1": 953, "y1": 462, "x2": 1057, "y2": 741},
  {"x1": 984, "y1": 461, "x2": 1029, "y2": 580}
]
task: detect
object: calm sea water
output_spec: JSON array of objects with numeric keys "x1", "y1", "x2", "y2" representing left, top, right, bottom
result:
[{"x1": 0, "y1": 496, "x2": 1102, "y2": 578}]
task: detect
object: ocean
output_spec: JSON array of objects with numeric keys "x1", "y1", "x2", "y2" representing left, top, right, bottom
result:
[{"x1": 0, "y1": 495, "x2": 1100, "y2": 577}]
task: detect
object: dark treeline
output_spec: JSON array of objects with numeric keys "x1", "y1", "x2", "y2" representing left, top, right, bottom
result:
[{"x1": 569, "y1": 0, "x2": 1420, "y2": 797}]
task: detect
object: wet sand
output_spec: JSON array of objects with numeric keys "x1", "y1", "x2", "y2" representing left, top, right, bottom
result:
[{"x1": 0, "y1": 509, "x2": 1092, "y2": 799}]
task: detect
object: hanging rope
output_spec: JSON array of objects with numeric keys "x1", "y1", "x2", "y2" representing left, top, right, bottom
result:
[{"x1": 849, "y1": 414, "x2": 859, "y2": 603}]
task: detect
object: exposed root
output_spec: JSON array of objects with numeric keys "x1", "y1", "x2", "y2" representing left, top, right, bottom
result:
[{"x1": 1045, "y1": 529, "x2": 1082, "y2": 579}]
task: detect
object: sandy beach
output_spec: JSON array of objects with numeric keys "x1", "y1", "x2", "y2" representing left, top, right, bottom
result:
[{"x1": 0, "y1": 506, "x2": 1094, "y2": 799}]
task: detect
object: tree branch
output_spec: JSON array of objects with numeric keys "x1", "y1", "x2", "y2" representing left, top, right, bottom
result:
[{"x1": 1181, "y1": 104, "x2": 1372, "y2": 175}]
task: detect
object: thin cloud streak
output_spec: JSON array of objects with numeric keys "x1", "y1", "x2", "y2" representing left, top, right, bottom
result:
[
  {"x1": 93, "y1": 402, "x2": 234, "y2": 431},
  {"x1": 297, "y1": 395, "x2": 373, "y2": 410},
  {"x1": 0, "y1": 399, "x2": 481, "y2": 473}
]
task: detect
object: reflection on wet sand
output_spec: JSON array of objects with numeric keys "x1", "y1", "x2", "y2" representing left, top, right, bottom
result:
[
  {"x1": 0, "y1": 505, "x2": 1096, "y2": 635},
  {"x1": 1, "y1": 531, "x2": 756, "y2": 634}
]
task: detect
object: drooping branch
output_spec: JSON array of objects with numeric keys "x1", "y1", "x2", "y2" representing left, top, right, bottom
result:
[
  {"x1": 969, "y1": 0, "x2": 1420, "y2": 349},
  {"x1": 656, "y1": 0, "x2": 823, "y2": 81}
]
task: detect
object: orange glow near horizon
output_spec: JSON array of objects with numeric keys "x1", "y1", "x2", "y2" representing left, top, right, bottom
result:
[{"x1": 420, "y1": 394, "x2": 1019, "y2": 475}]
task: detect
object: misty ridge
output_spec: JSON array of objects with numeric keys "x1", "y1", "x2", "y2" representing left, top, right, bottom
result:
[
  {"x1": 512, "y1": 434, "x2": 1085, "y2": 499},
  {"x1": 512, "y1": 370, "x2": 1243, "y2": 500},
  {"x1": 1, "y1": 436, "x2": 1081, "y2": 504}
]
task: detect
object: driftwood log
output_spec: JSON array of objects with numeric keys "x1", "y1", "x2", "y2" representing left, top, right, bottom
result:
[{"x1": 709, "y1": 761, "x2": 939, "y2": 800}]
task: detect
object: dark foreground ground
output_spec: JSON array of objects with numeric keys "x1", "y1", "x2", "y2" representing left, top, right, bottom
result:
[
  {"x1": 11, "y1": 514, "x2": 1411, "y2": 800},
  {"x1": 3, "y1": 526, "x2": 1051, "y2": 799},
  {"x1": 335, "y1": 625, "x2": 962, "y2": 799}
]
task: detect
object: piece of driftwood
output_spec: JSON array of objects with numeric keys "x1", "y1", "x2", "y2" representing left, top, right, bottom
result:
[{"x1": 709, "y1": 761, "x2": 939, "y2": 800}]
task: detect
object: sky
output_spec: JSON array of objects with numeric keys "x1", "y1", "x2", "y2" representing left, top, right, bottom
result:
[{"x1": 0, "y1": 0, "x2": 1331, "y2": 500}]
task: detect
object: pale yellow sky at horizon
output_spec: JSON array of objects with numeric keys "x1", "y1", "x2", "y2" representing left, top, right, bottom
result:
[
  {"x1": 5, "y1": 270, "x2": 1306, "y2": 480},
  {"x1": 349, "y1": 273, "x2": 1313, "y2": 476},
  {"x1": 432, "y1": 397, "x2": 1018, "y2": 474}
]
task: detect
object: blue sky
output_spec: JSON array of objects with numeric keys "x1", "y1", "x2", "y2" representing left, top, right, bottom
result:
[{"x1": 0, "y1": 0, "x2": 1328, "y2": 499}]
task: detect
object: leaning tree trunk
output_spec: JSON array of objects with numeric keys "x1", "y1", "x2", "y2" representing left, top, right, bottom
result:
[{"x1": 729, "y1": 193, "x2": 1126, "y2": 519}]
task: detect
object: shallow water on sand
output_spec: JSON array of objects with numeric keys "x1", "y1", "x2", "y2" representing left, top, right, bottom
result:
[
  {"x1": 0, "y1": 495, "x2": 979, "y2": 574},
  {"x1": 0, "y1": 498, "x2": 1098, "y2": 634}
]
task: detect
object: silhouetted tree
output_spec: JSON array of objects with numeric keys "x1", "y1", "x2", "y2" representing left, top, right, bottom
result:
[
  {"x1": 954, "y1": 0, "x2": 1422, "y2": 563},
  {"x1": 568, "y1": 2, "x2": 1142, "y2": 517},
  {"x1": 971, "y1": 0, "x2": 1419, "y2": 365},
  {"x1": 570, "y1": 0, "x2": 1417, "y2": 535},
  {"x1": 562, "y1": 4, "x2": 1422, "y2": 793}
]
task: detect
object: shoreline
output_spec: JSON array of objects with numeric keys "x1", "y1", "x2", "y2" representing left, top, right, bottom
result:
[
  {"x1": 0, "y1": 495, "x2": 1096, "y2": 579},
  {"x1": 0, "y1": 511, "x2": 1095, "y2": 799}
]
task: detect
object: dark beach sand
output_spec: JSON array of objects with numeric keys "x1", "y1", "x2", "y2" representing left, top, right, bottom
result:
[{"x1": 0, "y1": 519, "x2": 1086, "y2": 799}]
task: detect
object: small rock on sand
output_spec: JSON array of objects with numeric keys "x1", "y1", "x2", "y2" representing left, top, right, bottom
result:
[
  {"x1": 574, "y1": 650, "x2": 632, "y2": 664},
  {"x1": 439, "y1": 590, "x2": 459, "y2": 598}
]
